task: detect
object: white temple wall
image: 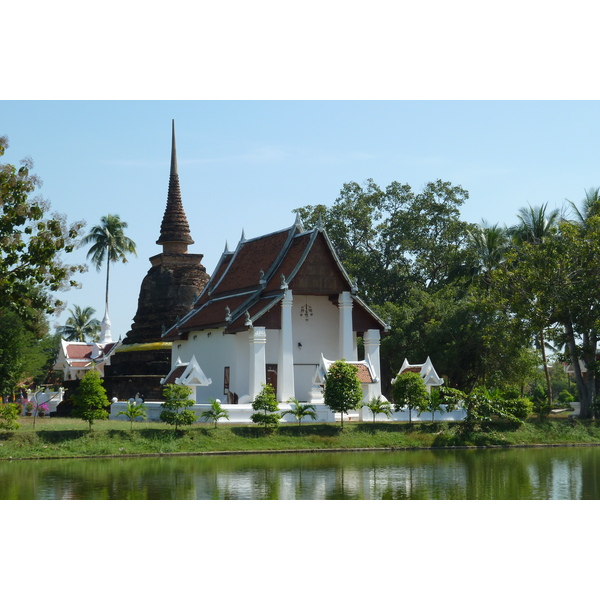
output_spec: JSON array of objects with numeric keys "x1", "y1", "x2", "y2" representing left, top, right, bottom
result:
[
  {"x1": 172, "y1": 329, "x2": 237, "y2": 404},
  {"x1": 291, "y1": 295, "x2": 347, "y2": 364}
]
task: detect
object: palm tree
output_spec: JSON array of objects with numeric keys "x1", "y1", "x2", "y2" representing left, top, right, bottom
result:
[
  {"x1": 280, "y1": 398, "x2": 318, "y2": 426},
  {"x1": 364, "y1": 396, "x2": 393, "y2": 423},
  {"x1": 509, "y1": 203, "x2": 560, "y2": 244},
  {"x1": 116, "y1": 400, "x2": 148, "y2": 431},
  {"x1": 200, "y1": 398, "x2": 230, "y2": 428},
  {"x1": 567, "y1": 187, "x2": 600, "y2": 225},
  {"x1": 466, "y1": 220, "x2": 510, "y2": 286},
  {"x1": 57, "y1": 305, "x2": 101, "y2": 342},
  {"x1": 81, "y1": 215, "x2": 137, "y2": 312},
  {"x1": 509, "y1": 203, "x2": 560, "y2": 411}
]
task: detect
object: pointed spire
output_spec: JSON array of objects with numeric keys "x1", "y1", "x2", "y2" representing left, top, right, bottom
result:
[
  {"x1": 99, "y1": 303, "x2": 113, "y2": 345},
  {"x1": 156, "y1": 120, "x2": 194, "y2": 250}
]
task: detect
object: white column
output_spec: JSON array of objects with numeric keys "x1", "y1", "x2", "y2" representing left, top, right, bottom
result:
[
  {"x1": 363, "y1": 329, "x2": 382, "y2": 398},
  {"x1": 278, "y1": 289, "x2": 295, "y2": 402},
  {"x1": 249, "y1": 326, "x2": 267, "y2": 400},
  {"x1": 338, "y1": 291, "x2": 355, "y2": 360}
]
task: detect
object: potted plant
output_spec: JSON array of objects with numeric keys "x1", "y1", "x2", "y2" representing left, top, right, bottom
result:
[
  {"x1": 23, "y1": 401, "x2": 34, "y2": 416},
  {"x1": 37, "y1": 403, "x2": 49, "y2": 417}
]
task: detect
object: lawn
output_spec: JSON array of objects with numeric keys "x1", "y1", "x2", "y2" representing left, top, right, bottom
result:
[{"x1": 2, "y1": 413, "x2": 600, "y2": 460}]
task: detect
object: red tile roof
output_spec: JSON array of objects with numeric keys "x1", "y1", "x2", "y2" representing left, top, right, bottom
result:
[
  {"x1": 355, "y1": 364, "x2": 374, "y2": 383},
  {"x1": 66, "y1": 344, "x2": 93, "y2": 360},
  {"x1": 163, "y1": 220, "x2": 387, "y2": 339},
  {"x1": 162, "y1": 365, "x2": 186, "y2": 385}
]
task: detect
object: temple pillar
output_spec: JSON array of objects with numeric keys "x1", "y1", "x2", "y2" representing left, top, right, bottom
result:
[
  {"x1": 249, "y1": 326, "x2": 267, "y2": 400},
  {"x1": 278, "y1": 289, "x2": 295, "y2": 402},
  {"x1": 364, "y1": 329, "x2": 382, "y2": 398},
  {"x1": 338, "y1": 291, "x2": 355, "y2": 360}
]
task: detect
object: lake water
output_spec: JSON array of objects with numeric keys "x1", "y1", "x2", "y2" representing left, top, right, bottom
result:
[{"x1": 2, "y1": 446, "x2": 599, "y2": 500}]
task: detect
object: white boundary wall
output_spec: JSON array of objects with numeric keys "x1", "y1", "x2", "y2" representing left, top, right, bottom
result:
[
  {"x1": 110, "y1": 400, "x2": 464, "y2": 423},
  {"x1": 110, "y1": 400, "x2": 336, "y2": 424}
]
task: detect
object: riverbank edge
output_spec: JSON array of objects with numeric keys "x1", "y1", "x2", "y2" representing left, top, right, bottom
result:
[{"x1": 4, "y1": 441, "x2": 600, "y2": 462}]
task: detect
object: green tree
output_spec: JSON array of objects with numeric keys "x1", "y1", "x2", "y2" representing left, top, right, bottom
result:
[
  {"x1": 0, "y1": 309, "x2": 30, "y2": 397},
  {"x1": 116, "y1": 400, "x2": 148, "y2": 431},
  {"x1": 323, "y1": 360, "x2": 363, "y2": 429},
  {"x1": 0, "y1": 310, "x2": 59, "y2": 398},
  {"x1": 0, "y1": 137, "x2": 85, "y2": 324},
  {"x1": 57, "y1": 305, "x2": 101, "y2": 342},
  {"x1": 251, "y1": 384, "x2": 280, "y2": 430},
  {"x1": 73, "y1": 370, "x2": 110, "y2": 430},
  {"x1": 507, "y1": 203, "x2": 561, "y2": 408},
  {"x1": 293, "y1": 178, "x2": 534, "y2": 394},
  {"x1": 160, "y1": 384, "x2": 196, "y2": 431},
  {"x1": 496, "y1": 214, "x2": 600, "y2": 419},
  {"x1": 200, "y1": 398, "x2": 230, "y2": 429},
  {"x1": 294, "y1": 178, "x2": 471, "y2": 306},
  {"x1": 81, "y1": 214, "x2": 137, "y2": 313},
  {"x1": 462, "y1": 221, "x2": 510, "y2": 288},
  {"x1": 280, "y1": 398, "x2": 318, "y2": 426},
  {"x1": 364, "y1": 396, "x2": 393, "y2": 423},
  {"x1": 391, "y1": 371, "x2": 429, "y2": 424}
]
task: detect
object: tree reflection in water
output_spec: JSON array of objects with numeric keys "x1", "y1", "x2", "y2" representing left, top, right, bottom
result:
[{"x1": 1, "y1": 447, "x2": 599, "y2": 500}]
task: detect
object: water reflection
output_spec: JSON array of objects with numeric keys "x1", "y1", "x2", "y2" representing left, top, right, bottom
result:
[{"x1": 1, "y1": 447, "x2": 600, "y2": 500}]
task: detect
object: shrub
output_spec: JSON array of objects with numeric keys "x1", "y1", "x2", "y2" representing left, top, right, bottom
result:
[
  {"x1": 323, "y1": 360, "x2": 363, "y2": 429},
  {"x1": 531, "y1": 385, "x2": 550, "y2": 417},
  {"x1": 503, "y1": 396, "x2": 534, "y2": 421},
  {"x1": 73, "y1": 370, "x2": 110, "y2": 430},
  {"x1": 557, "y1": 390, "x2": 575, "y2": 408},
  {"x1": 160, "y1": 384, "x2": 196, "y2": 431},
  {"x1": 391, "y1": 371, "x2": 428, "y2": 424},
  {"x1": 251, "y1": 384, "x2": 280, "y2": 430},
  {"x1": 0, "y1": 404, "x2": 20, "y2": 430}
]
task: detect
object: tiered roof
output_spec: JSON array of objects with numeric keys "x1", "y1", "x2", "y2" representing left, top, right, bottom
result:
[{"x1": 163, "y1": 217, "x2": 386, "y2": 340}]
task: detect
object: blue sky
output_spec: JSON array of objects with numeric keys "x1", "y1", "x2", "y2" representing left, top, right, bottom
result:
[{"x1": 3, "y1": 100, "x2": 600, "y2": 339}]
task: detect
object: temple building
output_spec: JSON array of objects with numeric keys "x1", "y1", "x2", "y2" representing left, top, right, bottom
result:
[
  {"x1": 102, "y1": 121, "x2": 210, "y2": 400},
  {"x1": 160, "y1": 217, "x2": 388, "y2": 420}
]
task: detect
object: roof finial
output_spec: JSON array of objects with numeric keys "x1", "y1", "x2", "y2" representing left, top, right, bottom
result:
[{"x1": 170, "y1": 119, "x2": 178, "y2": 178}]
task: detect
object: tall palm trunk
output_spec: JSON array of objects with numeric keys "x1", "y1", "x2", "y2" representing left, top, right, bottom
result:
[{"x1": 105, "y1": 253, "x2": 110, "y2": 311}]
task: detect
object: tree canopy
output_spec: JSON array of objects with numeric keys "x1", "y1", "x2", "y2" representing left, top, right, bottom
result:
[
  {"x1": 294, "y1": 179, "x2": 600, "y2": 417},
  {"x1": 81, "y1": 214, "x2": 137, "y2": 312},
  {"x1": 1, "y1": 136, "x2": 86, "y2": 395},
  {"x1": 57, "y1": 305, "x2": 101, "y2": 342},
  {"x1": 0, "y1": 136, "x2": 85, "y2": 325}
]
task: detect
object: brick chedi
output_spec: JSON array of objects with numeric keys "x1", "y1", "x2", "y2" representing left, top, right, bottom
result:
[{"x1": 103, "y1": 121, "x2": 210, "y2": 401}]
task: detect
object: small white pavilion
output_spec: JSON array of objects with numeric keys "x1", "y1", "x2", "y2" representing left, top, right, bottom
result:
[{"x1": 394, "y1": 357, "x2": 445, "y2": 393}]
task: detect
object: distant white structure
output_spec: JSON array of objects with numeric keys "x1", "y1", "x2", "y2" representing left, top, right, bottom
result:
[
  {"x1": 54, "y1": 339, "x2": 121, "y2": 380},
  {"x1": 393, "y1": 357, "x2": 444, "y2": 393}
]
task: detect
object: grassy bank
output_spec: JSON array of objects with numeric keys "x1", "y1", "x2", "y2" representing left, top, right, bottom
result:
[{"x1": 3, "y1": 414, "x2": 600, "y2": 460}]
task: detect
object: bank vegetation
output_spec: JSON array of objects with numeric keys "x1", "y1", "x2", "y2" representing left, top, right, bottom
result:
[{"x1": 3, "y1": 413, "x2": 600, "y2": 461}]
